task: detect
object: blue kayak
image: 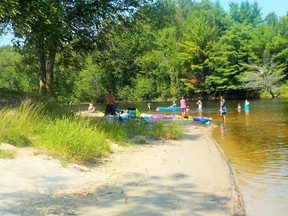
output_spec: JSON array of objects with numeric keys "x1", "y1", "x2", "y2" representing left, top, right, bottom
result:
[{"x1": 157, "y1": 106, "x2": 181, "y2": 111}]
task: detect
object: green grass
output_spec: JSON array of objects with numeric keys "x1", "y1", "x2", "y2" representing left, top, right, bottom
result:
[
  {"x1": 0, "y1": 99, "x2": 182, "y2": 164},
  {"x1": 0, "y1": 149, "x2": 16, "y2": 159},
  {"x1": 33, "y1": 117, "x2": 110, "y2": 163},
  {"x1": 149, "y1": 120, "x2": 182, "y2": 140},
  {"x1": 0, "y1": 99, "x2": 44, "y2": 146},
  {"x1": 123, "y1": 120, "x2": 149, "y2": 138}
]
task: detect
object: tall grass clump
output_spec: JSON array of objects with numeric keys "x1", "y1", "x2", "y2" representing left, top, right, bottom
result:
[
  {"x1": 96, "y1": 119, "x2": 127, "y2": 144},
  {"x1": 123, "y1": 120, "x2": 149, "y2": 138},
  {"x1": 149, "y1": 121, "x2": 182, "y2": 140},
  {"x1": 0, "y1": 99, "x2": 44, "y2": 146},
  {"x1": 34, "y1": 116, "x2": 110, "y2": 163}
]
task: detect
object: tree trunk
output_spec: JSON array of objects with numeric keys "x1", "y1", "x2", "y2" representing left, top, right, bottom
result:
[
  {"x1": 47, "y1": 48, "x2": 56, "y2": 94},
  {"x1": 269, "y1": 88, "x2": 275, "y2": 98},
  {"x1": 38, "y1": 48, "x2": 48, "y2": 94}
]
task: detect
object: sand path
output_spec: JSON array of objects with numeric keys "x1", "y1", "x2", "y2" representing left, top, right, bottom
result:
[{"x1": 0, "y1": 125, "x2": 244, "y2": 216}]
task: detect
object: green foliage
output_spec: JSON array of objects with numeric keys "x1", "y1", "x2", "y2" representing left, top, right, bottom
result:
[
  {"x1": 72, "y1": 56, "x2": 106, "y2": 102},
  {"x1": 208, "y1": 23, "x2": 252, "y2": 94},
  {"x1": 34, "y1": 117, "x2": 110, "y2": 163},
  {"x1": 0, "y1": 99, "x2": 44, "y2": 146},
  {"x1": 133, "y1": 76, "x2": 157, "y2": 100},
  {"x1": 149, "y1": 120, "x2": 182, "y2": 140},
  {"x1": 0, "y1": 0, "x2": 147, "y2": 94},
  {"x1": 0, "y1": 98, "x2": 183, "y2": 163},
  {"x1": 0, "y1": 0, "x2": 287, "y2": 99},
  {"x1": 97, "y1": 120, "x2": 127, "y2": 144},
  {"x1": 117, "y1": 86, "x2": 136, "y2": 101},
  {"x1": 0, "y1": 46, "x2": 35, "y2": 92},
  {"x1": 240, "y1": 61, "x2": 286, "y2": 98},
  {"x1": 229, "y1": 1, "x2": 262, "y2": 26},
  {"x1": 123, "y1": 120, "x2": 149, "y2": 138},
  {"x1": 279, "y1": 80, "x2": 288, "y2": 97},
  {"x1": 0, "y1": 149, "x2": 16, "y2": 159}
]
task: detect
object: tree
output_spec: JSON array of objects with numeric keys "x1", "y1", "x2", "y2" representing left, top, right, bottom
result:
[
  {"x1": 176, "y1": 0, "x2": 228, "y2": 97},
  {"x1": 0, "y1": 46, "x2": 36, "y2": 92},
  {"x1": 207, "y1": 23, "x2": 252, "y2": 95},
  {"x1": 240, "y1": 60, "x2": 286, "y2": 98},
  {"x1": 0, "y1": 0, "x2": 146, "y2": 95},
  {"x1": 229, "y1": 1, "x2": 261, "y2": 26},
  {"x1": 72, "y1": 56, "x2": 106, "y2": 102}
]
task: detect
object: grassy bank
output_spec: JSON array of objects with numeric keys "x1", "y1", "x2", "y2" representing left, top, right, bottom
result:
[{"x1": 0, "y1": 99, "x2": 182, "y2": 164}]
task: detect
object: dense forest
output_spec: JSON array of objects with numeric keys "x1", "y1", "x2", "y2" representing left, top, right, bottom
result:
[{"x1": 0, "y1": 0, "x2": 287, "y2": 103}]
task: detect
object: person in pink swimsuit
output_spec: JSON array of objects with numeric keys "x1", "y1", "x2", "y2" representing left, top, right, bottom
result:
[{"x1": 180, "y1": 96, "x2": 187, "y2": 118}]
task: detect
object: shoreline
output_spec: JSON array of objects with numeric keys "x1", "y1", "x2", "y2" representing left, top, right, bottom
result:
[
  {"x1": 0, "y1": 124, "x2": 245, "y2": 216},
  {"x1": 206, "y1": 127, "x2": 246, "y2": 216}
]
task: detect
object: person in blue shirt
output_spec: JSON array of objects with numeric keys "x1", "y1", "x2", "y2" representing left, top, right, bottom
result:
[
  {"x1": 220, "y1": 96, "x2": 227, "y2": 123},
  {"x1": 244, "y1": 99, "x2": 250, "y2": 111}
]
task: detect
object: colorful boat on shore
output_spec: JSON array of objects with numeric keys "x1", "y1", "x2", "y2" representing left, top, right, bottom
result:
[{"x1": 157, "y1": 106, "x2": 181, "y2": 111}]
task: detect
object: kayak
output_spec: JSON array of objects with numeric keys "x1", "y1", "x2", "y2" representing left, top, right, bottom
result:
[{"x1": 157, "y1": 106, "x2": 181, "y2": 111}]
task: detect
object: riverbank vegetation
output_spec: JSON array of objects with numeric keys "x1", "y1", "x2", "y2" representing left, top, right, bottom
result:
[
  {"x1": 0, "y1": 0, "x2": 287, "y2": 102},
  {"x1": 0, "y1": 100, "x2": 182, "y2": 163}
]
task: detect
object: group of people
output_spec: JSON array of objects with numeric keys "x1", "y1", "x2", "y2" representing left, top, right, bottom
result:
[
  {"x1": 237, "y1": 99, "x2": 250, "y2": 112},
  {"x1": 148, "y1": 96, "x2": 249, "y2": 124},
  {"x1": 180, "y1": 97, "x2": 203, "y2": 118},
  {"x1": 87, "y1": 91, "x2": 250, "y2": 124},
  {"x1": 87, "y1": 89, "x2": 117, "y2": 116}
]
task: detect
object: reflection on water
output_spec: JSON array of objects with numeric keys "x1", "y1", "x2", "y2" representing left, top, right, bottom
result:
[{"x1": 211, "y1": 99, "x2": 288, "y2": 216}]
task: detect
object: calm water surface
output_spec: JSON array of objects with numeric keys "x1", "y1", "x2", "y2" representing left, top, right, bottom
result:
[
  {"x1": 208, "y1": 99, "x2": 288, "y2": 216},
  {"x1": 75, "y1": 99, "x2": 288, "y2": 215}
]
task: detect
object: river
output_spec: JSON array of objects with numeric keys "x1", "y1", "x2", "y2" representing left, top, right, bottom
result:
[
  {"x1": 209, "y1": 98, "x2": 288, "y2": 216},
  {"x1": 75, "y1": 98, "x2": 288, "y2": 216}
]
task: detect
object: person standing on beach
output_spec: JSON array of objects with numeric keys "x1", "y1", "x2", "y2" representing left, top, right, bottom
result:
[
  {"x1": 220, "y1": 96, "x2": 227, "y2": 123},
  {"x1": 180, "y1": 96, "x2": 187, "y2": 118},
  {"x1": 104, "y1": 89, "x2": 116, "y2": 115}
]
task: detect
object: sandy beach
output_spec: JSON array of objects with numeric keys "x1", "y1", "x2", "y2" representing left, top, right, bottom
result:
[{"x1": 0, "y1": 124, "x2": 245, "y2": 216}]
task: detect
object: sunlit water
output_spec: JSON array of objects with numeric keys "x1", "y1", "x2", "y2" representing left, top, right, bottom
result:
[
  {"x1": 74, "y1": 99, "x2": 288, "y2": 215},
  {"x1": 208, "y1": 99, "x2": 288, "y2": 216}
]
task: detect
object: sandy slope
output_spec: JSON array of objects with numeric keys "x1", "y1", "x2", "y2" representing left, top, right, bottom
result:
[{"x1": 0, "y1": 124, "x2": 245, "y2": 216}]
